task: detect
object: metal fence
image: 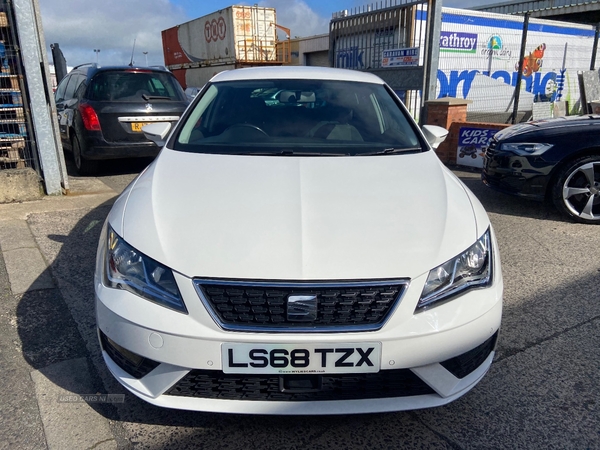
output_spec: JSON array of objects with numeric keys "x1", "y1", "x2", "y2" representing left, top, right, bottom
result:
[
  {"x1": 430, "y1": 7, "x2": 599, "y2": 123},
  {"x1": 330, "y1": 2, "x2": 600, "y2": 124},
  {"x1": 330, "y1": 0, "x2": 431, "y2": 119},
  {"x1": 0, "y1": 3, "x2": 37, "y2": 172}
]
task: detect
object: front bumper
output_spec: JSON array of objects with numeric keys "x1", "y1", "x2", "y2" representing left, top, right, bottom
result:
[
  {"x1": 482, "y1": 151, "x2": 553, "y2": 200},
  {"x1": 95, "y1": 265, "x2": 503, "y2": 414}
]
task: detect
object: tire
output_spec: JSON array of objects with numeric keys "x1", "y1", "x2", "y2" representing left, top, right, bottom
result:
[
  {"x1": 72, "y1": 134, "x2": 99, "y2": 176},
  {"x1": 551, "y1": 155, "x2": 600, "y2": 224}
]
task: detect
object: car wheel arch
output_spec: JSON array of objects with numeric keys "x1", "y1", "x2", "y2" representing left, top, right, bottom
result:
[
  {"x1": 549, "y1": 151, "x2": 600, "y2": 223},
  {"x1": 545, "y1": 147, "x2": 600, "y2": 200},
  {"x1": 71, "y1": 132, "x2": 99, "y2": 176}
]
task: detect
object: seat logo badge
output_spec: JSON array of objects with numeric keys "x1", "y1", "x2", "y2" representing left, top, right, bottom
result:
[
  {"x1": 287, "y1": 295, "x2": 317, "y2": 322},
  {"x1": 145, "y1": 103, "x2": 153, "y2": 112}
]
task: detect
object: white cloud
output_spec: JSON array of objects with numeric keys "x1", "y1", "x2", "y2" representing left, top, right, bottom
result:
[
  {"x1": 39, "y1": 0, "x2": 189, "y2": 67},
  {"x1": 259, "y1": 0, "x2": 329, "y2": 38}
]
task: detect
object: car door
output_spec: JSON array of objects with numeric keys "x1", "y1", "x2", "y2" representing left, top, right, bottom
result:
[{"x1": 55, "y1": 73, "x2": 85, "y2": 146}]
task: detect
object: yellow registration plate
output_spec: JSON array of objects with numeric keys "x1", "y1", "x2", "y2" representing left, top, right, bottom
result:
[{"x1": 131, "y1": 122, "x2": 150, "y2": 132}]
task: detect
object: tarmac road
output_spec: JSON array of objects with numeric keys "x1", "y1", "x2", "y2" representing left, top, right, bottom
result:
[{"x1": 0, "y1": 166, "x2": 598, "y2": 449}]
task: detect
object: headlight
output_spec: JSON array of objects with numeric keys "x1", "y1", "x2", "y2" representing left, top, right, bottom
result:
[
  {"x1": 500, "y1": 142, "x2": 553, "y2": 156},
  {"x1": 105, "y1": 227, "x2": 187, "y2": 313},
  {"x1": 417, "y1": 229, "x2": 492, "y2": 311}
]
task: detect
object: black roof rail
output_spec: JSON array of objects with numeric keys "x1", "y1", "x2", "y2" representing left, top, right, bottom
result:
[{"x1": 72, "y1": 62, "x2": 98, "y2": 70}]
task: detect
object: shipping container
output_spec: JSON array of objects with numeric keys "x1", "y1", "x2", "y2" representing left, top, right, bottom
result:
[{"x1": 163, "y1": 5, "x2": 286, "y2": 88}]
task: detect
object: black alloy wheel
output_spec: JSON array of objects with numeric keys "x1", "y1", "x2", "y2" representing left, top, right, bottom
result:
[{"x1": 552, "y1": 155, "x2": 600, "y2": 224}]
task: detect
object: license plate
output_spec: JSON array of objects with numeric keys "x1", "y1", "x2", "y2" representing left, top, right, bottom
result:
[
  {"x1": 131, "y1": 122, "x2": 150, "y2": 132},
  {"x1": 222, "y1": 342, "x2": 381, "y2": 374}
]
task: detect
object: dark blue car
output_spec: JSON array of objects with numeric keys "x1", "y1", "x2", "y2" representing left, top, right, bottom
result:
[{"x1": 482, "y1": 115, "x2": 600, "y2": 224}]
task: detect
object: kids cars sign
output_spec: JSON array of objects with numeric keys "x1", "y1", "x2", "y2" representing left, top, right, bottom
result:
[{"x1": 457, "y1": 127, "x2": 497, "y2": 168}]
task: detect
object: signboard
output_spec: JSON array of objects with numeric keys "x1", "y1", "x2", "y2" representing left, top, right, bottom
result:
[
  {"x1": 457, "y1": 127, "x2": 497, "y2": 168},
  {"x1": 382, "y1": 47, "x2": 420, "y2": 67},
  {"x1": 440, "y1": 31, "x2": 478, "y2": 53},
  {"x1": 414, "y1": 7, "x2": 597, "y2": 113}
]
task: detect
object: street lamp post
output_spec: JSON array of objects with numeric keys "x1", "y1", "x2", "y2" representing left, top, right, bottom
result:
[
  {"x1": 143, "y1": 51, "x2": 148, "y2": 66},
  {"x1": 93, "y1": 48, "x2": 100, "y2": 63}
]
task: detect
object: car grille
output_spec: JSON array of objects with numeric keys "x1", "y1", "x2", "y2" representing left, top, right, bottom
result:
[
  {"x1": 441, "y1": 332, "x2": 498, "y2": 379},
  {"x1": 165, "y1": 369, "x2": 435, "y2": 401},
  {"x1": 193, "y1": 279, "x2": 409, "y2": 332}
]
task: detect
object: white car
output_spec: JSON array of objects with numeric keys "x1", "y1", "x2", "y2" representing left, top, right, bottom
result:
[{"x1": 95, "y1": 66, "x2": 503, "y2": 415}]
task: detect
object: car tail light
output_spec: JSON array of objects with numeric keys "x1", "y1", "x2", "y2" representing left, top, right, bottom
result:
[{"x1": 79, "y1": 103, "x2": 101, "y2": 131}]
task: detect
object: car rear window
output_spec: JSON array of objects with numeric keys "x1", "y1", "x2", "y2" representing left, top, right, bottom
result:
[
  {"x1": 173, "y1": 79, "x2": 424, "y2": 156},
  {"x1": 87, "y1": 70, "x2": 186, "y2": 102}
]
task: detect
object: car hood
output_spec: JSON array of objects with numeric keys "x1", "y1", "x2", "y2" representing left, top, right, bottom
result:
[
  {"x1": 494, "y1": 114, "x2": 600, "y2": 140},
  {"x1": 114, "y1": 149, "x2": 482, "y2": 281}
]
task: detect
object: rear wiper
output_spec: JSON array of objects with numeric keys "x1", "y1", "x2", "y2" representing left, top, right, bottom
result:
[
  {"x1": 142, "y1": 94, "x2": 172, "y2": 101},
  {"x1": 360, "y1": 147, "x2": 422, "y2": 155}
]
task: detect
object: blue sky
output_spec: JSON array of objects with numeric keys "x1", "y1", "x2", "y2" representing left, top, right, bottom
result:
[
  {"x1": 171, "y1": 0, "x2": 362, "y2": 22},
  {"x1": 169, "y1": 0, "x2": 493, "y2": 23},
  {"x1": 40, "y1": 0, "x2": 499, "y2": 69}
]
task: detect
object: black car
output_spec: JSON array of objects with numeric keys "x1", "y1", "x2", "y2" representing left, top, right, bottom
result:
[
  {"x1": 482, "y1": 115, "x2": 600, "y2": 224},
  {"x1": 54, "y1": 63, "x2": 188, "y2": 175}
]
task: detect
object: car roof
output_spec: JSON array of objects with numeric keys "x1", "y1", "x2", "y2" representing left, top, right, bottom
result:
[{"x1": 211, "y1": 66, "x2": 385, "y2": 84}]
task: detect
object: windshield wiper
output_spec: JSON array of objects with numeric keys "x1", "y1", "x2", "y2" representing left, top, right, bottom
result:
[
  {"x1": 142, "y1": 94, "x2": 172, "y2": 101},
  {"x1": 360, "y1": 147, "x2": 422, "y2": 155},
  {"x1": 237, "y1": 150, "x2": 346, "y2": 156}
]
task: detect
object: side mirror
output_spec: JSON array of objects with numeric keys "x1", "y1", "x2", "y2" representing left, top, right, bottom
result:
[
  {"x1": 142, "y1": 122, "x2": 172, "y2": 148},
  {"x1": 421, "y1": 124, "x2": 449, "y2": 149}
]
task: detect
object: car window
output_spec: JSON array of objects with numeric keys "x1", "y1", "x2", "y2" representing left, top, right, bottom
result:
[
  {"x1": 64, "y1": 74, "x2": 84, "y2": 100},
  {"x1": 174, "y1": 79, "x2": 423, "y2": 156},
  {"x1": 87, "y1": 70, "x2": 186, "y2": 102},
  {"x1": 55, "y1": 74, "x2": 70, "y2": 102},
  {"x1": 58, "y1": 73, "x2": 84, "y2": 101},
  {"x1": 74, "y1": 76, "x2": 88, "y2": 99}
]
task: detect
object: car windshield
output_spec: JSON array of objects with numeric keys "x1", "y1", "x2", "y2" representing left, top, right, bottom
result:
[
  {"x1": 173, "y1": 79, "x2": 424, "y2": 156},
  {"x1": 87, "y1": 70, "x2": 186, "y2": 102}
]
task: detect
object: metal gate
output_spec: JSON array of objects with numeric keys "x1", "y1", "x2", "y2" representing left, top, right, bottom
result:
[
  {"x1": 329, "y1": 0, "x2": 442, "y2": 120},
  {"x1": 0, "y1": 0, "x2": 67, "y2": 196},
  {"x1": 0, "y1": 4, "x2": 37, "y2": 172}
]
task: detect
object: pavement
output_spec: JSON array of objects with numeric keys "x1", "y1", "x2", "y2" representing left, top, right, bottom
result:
[
  {"x1": 0, "y1": 168, "x2": 599, "y2": 450},
  {"x1": 0, "y1": 176, "x2": 121, "y2": 450}
]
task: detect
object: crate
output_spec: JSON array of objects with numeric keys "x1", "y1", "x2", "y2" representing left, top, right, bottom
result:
[
  {"x1": 0, "y1": 74, "x2": 20, "y2": 90},
  {"x1": 0, "y1": 140, "x2": 25, "y2": 168},
  {"x1": 0, "y1": 132, "x2": 25, "y2": 141},
  {"x1": 0, "y1": 107, "x2": 23, "y2": 121},
  {"x1": 0, "y1": 89, "x2": 21, "y2": 106},
  {"x1": 0, "y1": 119, "x2": 26, "y2": 136}
]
